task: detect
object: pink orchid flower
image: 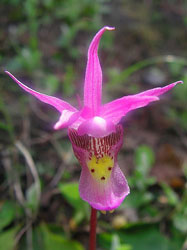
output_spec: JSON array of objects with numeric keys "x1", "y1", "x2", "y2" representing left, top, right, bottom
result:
[{"x1": 5, "y1": 26, "x2": 182, "y2": 211}]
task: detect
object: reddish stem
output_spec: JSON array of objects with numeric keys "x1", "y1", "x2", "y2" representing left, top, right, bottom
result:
[{"x1": 89, "y1": 206, "x2": 97, "y2": 250}]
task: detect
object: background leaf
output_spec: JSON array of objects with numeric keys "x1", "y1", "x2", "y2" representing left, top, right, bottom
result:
[
  {"x1": 40, "y1": 224, "x2": 84, "y2": 250},
  {"x1": 0, "y1": 228, "x2": 17, "y2": 250},
  {"x1": 0, "y1": 201, "x2": 16, "y2": 231}
]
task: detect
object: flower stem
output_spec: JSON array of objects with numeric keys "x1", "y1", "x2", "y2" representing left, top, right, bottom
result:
[{"x1": 89, "y1": 206, "x2": 97, "y2": 250}]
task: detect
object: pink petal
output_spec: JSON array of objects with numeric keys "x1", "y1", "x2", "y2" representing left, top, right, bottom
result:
[
  {"x1": 83, "y1": 26, "x2": 115, "y2": 117},
  {"x1": 79, "y1": 162, "x2": 129, "y2": 211},
  {"x1": 137, "y1": 81, "x2": 183, "y2": 97},
  {"x1": 68, "y1": 125, "x2": 130, "y2": 210},
  {"x1": 101, "y1": 95, "x2": 159, "y2": 124},
  {"x1": 54, "y1": 110, "x2": 81, "y2": 130},
  {"x1": 101, "y1": 81, "x2": 182, "y2": 124},
  {"x1": 5, "y1": 71, "x2": 77, "y2": 113}
]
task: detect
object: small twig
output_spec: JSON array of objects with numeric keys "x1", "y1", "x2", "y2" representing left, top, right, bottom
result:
[
  {"x1": 26, "y1": 219, "x2": 33, "y2": 250},
  {"x1": 2, "y1": 150, "x2": 25, "y2": 206},
  {"x1": 48, "y1": 137, "x2": 72, "y2": 187},
  {"x1": 15, "y1": 141, "x2": 40, "y2": 193},
  {"x1": 15, "y1": 140, "x2": 41, "y2": 216},
  {"x1": 49, "y1": 163, "x2": 64, "y2": 187},
  {"x1": 14, "y1": 181, "x2": 26, "y2": 207},
  {"x1": 15, "y1": 220, "x2": 33, "y2": 245},
  {"x1": 30, "y1": 130, "x2": 66, "y2": 145},
  {"x1": 2, "y1": 148, "x2": 34, "y2": 249},
  {"x1": 15, "y1": 141, "x2": 41, "y2": 250}
]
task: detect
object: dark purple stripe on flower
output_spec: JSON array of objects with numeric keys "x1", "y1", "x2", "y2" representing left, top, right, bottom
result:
[{"x1": 68, "y1": 125, "x2": 123, "y2": 159}]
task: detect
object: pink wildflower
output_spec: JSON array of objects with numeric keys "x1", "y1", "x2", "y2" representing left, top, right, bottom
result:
[{"x1": 5, "y1": 26, "x2": 182, "y2": 211}]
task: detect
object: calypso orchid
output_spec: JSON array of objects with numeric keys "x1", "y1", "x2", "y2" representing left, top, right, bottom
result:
[{"x1": 5, "y1": 26, "x2": 182, "y2": 212}]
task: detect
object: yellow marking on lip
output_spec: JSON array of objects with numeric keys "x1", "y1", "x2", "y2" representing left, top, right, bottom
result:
[{"x1": 87, "y1": 155, "x2": 114, "y2": 182}]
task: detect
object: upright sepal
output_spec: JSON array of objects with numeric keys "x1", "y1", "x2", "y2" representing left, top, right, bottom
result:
[{"x1": 83, "y1": 26, "x2": 115, "y2": 117}]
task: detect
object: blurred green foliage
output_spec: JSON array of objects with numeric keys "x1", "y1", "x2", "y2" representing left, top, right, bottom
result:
[
  {"x1": 124, "y1": 145, "x2": 156, "y2": 209},
  {"x1": 99, "y1": 223, "x2": 183, "y2": 250},
  {"x1": 0, "y1": 227, "x2": 18, "y2": 250},
  {"x1": 0, "y1": 0, "x2": 186, "y2": 249},
  {"x1": 0, "y1": 201, "x2": 16, "y2": 231},
  {"x1": 39, "y1": 223, "x2": 84, "y2": 250},
  {"x1": 59, "y1": 182, "x2": 89, "y2": 225}
]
